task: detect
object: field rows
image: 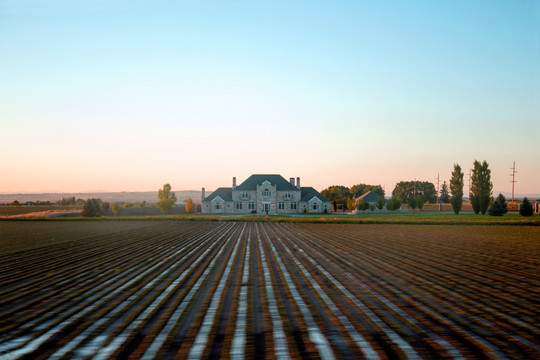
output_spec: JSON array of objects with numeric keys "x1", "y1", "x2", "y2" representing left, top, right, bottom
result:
[{"x1": 0, "y1": 221, "x2": 539, "y2": 359}]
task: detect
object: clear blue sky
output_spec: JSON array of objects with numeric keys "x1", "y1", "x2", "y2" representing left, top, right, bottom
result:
[{"x1": 1, "y1": 0, "x2": 539, "y2": 195}]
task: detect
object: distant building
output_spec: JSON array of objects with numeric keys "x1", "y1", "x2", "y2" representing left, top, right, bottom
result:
[
  {"x1": 202, "y1": 174, "x2": 331, "y2": 214},
  {"x1": 355, "y1": 191, "x2": 382, "y2": 204}
]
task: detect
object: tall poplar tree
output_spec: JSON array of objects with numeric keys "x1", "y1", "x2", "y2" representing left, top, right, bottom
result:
[
  {"x1": 470, "y1": 160, "x2": 493, "y2": 215},
  {"x1": 449, "y1": 164, "x2": 464, "y2": 214}
]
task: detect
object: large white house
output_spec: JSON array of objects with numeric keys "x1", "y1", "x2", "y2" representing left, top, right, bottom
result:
[{"x1": 202, "y1": 174, "x2": 331, "y2": 215}]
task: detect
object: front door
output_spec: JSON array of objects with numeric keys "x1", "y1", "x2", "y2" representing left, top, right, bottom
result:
[{"x1": 263, "y1": 202, "x2": 270, "y2": 214}]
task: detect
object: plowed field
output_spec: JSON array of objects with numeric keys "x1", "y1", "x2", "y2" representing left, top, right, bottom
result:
[{"x1": 1, "y1": 221, "x2": 539, "y2": 359}]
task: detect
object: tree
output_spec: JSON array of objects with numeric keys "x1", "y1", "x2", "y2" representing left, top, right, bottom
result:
[
  {"x1": 392, "y1": 181, "x2": 437, "y2": 204},
  {"x1": 439, "y1": 181, "x2": 450, "y2": 203},
  {"x1": 415, "y1": 196, "x2": 424, "y2": 211},
  {"x1": 450, "y1": 164, "x2": 464, "y2": 214},
  {"x1": 321, "y1": 185, "x2": 351, "y2": 209},
  {"x1": 386, "y1": 198, "x2": 401, "y2": 211},
  {"x1": 407, "y1": 197, "x2": 417, "y2": 211},
  {"x1": 520, "y1": 197, "x2": 534, "y2": 217},
  {"x1": 489, "y1": 199, "x2": 506, "y2": 216},
  {"x1": 185, "y1": 198, "x2": 194, "y2": 213},
  {"x1": 369, "y1": 203, "x2": 376, "y2": 212},
  {"x1": 470, "y1": 160, "x2": 493, "y2": 215},
  {"x1": 102, "y1": 202, "x2": 110, "y2": 213},
  {"x1": 111, "y1": 202, "x2": 121, "y2": 216},
  {"x1": 350, "y1": 184, "x2": 385, "y2": 198},
  {"x1": 82, "y1": 198, "x2": 103, "y2": 217},
  {"x1": 356, "y1": 199, "x2": 369, "y2": 211},
  {"x1": 346, "y1": 197, "x2": 356, "y2": 211},
  {"x1": 376, "y1": 197, "x2": 385, "y2": 210},
  {"x1": 157, "y1": 183, "x2": 177, "y2": 213},
  {"x1": 490, "y1": 193, "x2": 508, "y2": 216}
]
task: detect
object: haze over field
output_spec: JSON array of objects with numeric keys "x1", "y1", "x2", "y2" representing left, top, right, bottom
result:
[{"x1": 1, "y1": 1, "x2": 538, "y2": 195}]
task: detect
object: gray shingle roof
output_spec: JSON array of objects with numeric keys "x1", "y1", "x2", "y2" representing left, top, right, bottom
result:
[
  {"x1": 355, "y1": 191, "x2": 381, "y2": 203},
  {"x1": 300, "y1": 187, "x2": 329, "y2": 202},
  {"x1": 235, "y1": 174, "x2": 298, "y2": 191},
  {"x1": 204, "y1": 187, "x2": 232, "y2": 202}
]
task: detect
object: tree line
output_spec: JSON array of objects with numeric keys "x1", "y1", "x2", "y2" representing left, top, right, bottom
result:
[{"x1": 321, "y1": 160, "x2": 535, "y2": 216}]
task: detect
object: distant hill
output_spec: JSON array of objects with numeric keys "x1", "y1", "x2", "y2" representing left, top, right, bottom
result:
[{"x1": 0, "y1": 191, "x2": 203, "y2": 204}]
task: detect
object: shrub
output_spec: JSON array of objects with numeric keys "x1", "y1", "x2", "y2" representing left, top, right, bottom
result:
[
  {"x1": 415, "y1": 196, "x2": 424, "y2": 211},
  {"x1": 520, "y1": 198, "x2": 534, "y2": 217},
  {"x1": 369, "y1": 204, "x2": 376, "y2": 212},
  {"x1": 407, "y1": 197, "x2": 417, "y2": 211},
  {"x1": 376, "y1": 197, "x2": 385, "y2": 210},
  {"x1": 386, "y1": 198, "x2": 401, "y2": 211},
  {"x1": 357, "y1": 199, "x2": 369, "y2": 211},
  {"x1": 488, "y1": 200, "x2": 505, "y2": 216}
]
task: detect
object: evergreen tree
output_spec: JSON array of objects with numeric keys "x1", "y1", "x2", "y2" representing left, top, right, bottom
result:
[
  {"x1": 439, "y1": 181, "x2": 450, "y2": 203},
  {"x1": 450, "y1": 164, "x2": 464, "y2": 214},
  {"x1": 470, "y1": 160, "x2": 493, "y2": 215},
  {"x1": 488, "y1": 193, "x2": 507, "y2": 216},
  {"x1": 520, "y1": 197, "x2": 534, "y2": 217},
  {"x1": 495, "y1": 193, "x2": 508, "y2": 214},
  {"x1": 157, "y1": 183, "x2": 177, "y2": 213}
]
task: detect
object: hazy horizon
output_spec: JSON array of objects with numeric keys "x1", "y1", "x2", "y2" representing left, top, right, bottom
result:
[{"x1": 2, "y1": 1, "x2": 539, "y2": 195}]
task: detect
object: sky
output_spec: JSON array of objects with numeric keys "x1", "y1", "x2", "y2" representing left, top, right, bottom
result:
[{"x1": 1, "y1": 0, "x2": 539, "y2": 196}]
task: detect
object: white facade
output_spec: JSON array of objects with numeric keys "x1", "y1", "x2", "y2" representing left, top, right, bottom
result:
[{"x1": 202, "y1": 175, "x2": 330, "y2": 215}]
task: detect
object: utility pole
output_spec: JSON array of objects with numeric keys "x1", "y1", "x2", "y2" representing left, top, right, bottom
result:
[{"x1": 509, "y1": 161, "x2": 517, "y2": 204}]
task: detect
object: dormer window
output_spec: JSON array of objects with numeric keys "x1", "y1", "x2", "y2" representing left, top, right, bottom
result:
[
  {"x1": 263, "y1": 189, "x2": 271, "y2": 197},
  {"x1": 284, "y1": 192, "x2": 291, "y2": 199},
  {"x1": 241, "y1": 192, "x2": 249, "y2": 199}
]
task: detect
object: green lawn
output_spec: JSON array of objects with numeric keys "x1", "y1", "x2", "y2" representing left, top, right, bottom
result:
[{"x1": 4, "y1": 211, "x2": 538, "y2": 226}]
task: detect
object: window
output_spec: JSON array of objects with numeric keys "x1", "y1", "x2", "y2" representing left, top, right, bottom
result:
[
  {"x1": 284, "y1": 192, "x2": 291, "y2": 199},
  {"x1": 290, "y1": 202, "x2": 297, "y2": 210},
  {"x1": 215, "y1": 204, "x2": 221, "y2": 210},
  {"x1": 263, "y1": 189, "x2": 271, "y2": 197},
  {"x1": 248, "y1": 202, "x2": 255, "y2": 210},
  {"x1": 236, "y1": 202, "x2": 243, "y2": 210},
  {"x1": 278, "y1": 202, "x2": 285, "y2": 210},
  {"x1": 241, "y1": 192, "x2": 249, "y2": 199},
  {"x1": 312, "y1": 203, "x2": 318, "y2": 210}
]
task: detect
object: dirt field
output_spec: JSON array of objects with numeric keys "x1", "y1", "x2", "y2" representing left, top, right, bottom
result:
[{"x1": 1, "y1": 221, "x2": 538, "y2": 359}]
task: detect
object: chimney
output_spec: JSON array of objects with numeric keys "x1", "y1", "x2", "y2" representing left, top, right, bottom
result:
[
  {"x1": 296, "y1": 177, "x2": 301, "y2": 189},
  {"x1": 233, "y1": 177, "x2": 237, "y2": 189},
  {"x1": 290, "y1": 177, "x2": 295, "y2": 186},
  {"x1": 201, "y1": 188, "x2": 206, "y2": 202}
]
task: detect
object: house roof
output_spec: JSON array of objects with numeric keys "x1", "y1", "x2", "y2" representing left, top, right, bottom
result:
[
  {"x1": 235, "y1": 174, "x2": 298, "y2": 191},
  {"x1": 300, "y1": 187, "x2": 330, "y2": 202},
  {"x1": 204, "y1": 187, "x2": 232, "y2": 202},
  {"x1": 355, "y1": 191, "x2": 381, "y2": 203}
]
